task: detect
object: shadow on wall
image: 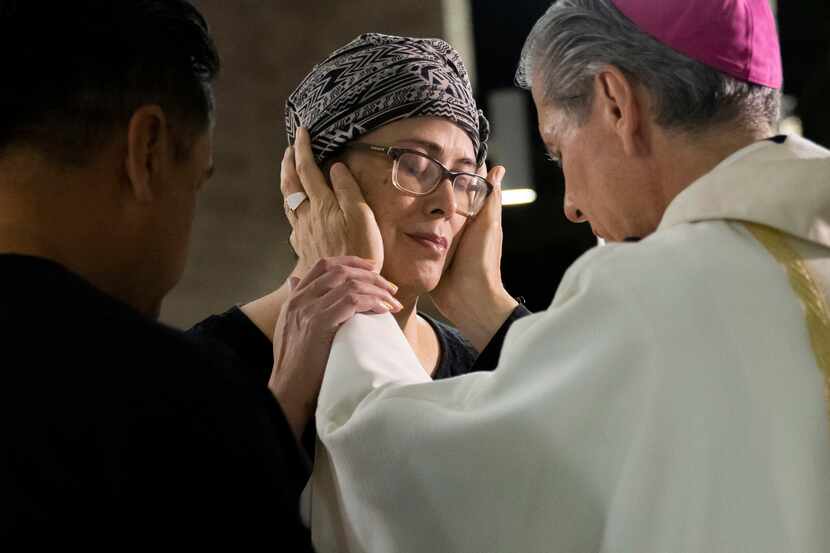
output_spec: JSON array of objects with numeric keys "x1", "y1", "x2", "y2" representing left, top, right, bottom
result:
[{"x1": 162, "y1": 1, "x2": 444, "y2": 328}]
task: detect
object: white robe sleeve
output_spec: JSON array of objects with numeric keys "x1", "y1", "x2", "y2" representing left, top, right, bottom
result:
[
  {"x1": 310, "y1": 236, "x2": 830, "y2": 553},
  {"x1": 309, "y1": 244, "x2": 655, "y2": 552}
]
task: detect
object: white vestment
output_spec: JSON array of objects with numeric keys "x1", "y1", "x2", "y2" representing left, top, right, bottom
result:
[{"x1": 309, "y1": 135, "x2": 830, "y2": 553}]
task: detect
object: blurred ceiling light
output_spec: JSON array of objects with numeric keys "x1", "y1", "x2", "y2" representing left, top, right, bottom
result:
[
  {"x1": 779, "y1": 94, "x2": 803, "y2": 137},
  {"x1": 487, "y1": 88, "x2": 538, "y2": 207},
  {"x1": 780, "y1": 116, "x2": 804, "y2": 137},
  {"x1": 502, "y1": 188, "x2": 538, "y2": 206}
]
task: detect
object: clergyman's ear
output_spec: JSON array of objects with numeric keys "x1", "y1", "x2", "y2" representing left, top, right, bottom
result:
[
  {"x1": 125, "y1": 105, "x2": 169, "y2": 203},
  {"x1": 594, "y1": 65, "x2": 646, "y2": 157}
]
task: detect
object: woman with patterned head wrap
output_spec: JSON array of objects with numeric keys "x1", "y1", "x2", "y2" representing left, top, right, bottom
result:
[
  {"x1": 273, "y1": 33, "x2": 517, "y2": 380},
  {"x1": 188, "y1": 32, "x2": 519, "y2": 526}
]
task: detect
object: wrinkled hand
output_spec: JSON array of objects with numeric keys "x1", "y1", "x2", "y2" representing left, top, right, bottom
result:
[
  {"x1": 430, "y1": 165, "x2": 518, "y2": 351},
  {"x1": 268, "y1": 256, "x2": 401, "y2": 439},
  {"x1": 281, "y1": 128, "x2": 384, "y2": 277}
]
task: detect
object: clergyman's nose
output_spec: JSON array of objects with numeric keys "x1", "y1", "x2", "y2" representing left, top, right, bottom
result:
[{"x1": 564, "y1": 195, "x2": 587, "y2": 223}]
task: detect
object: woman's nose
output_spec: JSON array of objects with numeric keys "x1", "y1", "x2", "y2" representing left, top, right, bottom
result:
[
  {"x1": 425, "y1": 177, "x2": 458, "y2": 217},
  {"x1": 564, "y1": 195, "x2": 587, "y2": 223}
]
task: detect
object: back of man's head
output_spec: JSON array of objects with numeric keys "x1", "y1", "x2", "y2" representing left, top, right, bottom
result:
[{"x1": 0, "y1": 0, "x2": 220, "y2": 166}]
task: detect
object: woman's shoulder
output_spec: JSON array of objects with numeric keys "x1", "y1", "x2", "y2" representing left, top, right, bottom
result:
[{"x1": 418, "y1": 312, "x2": 478, "y2": 379}]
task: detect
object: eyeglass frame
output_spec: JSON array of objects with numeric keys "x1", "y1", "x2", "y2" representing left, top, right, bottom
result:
[{"x1": 343, "y1": 142, "x2": 493, "y2": 218}]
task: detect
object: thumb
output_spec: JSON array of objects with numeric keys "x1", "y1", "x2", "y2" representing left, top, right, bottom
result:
[
  {"x1": 489, "y1": 165, "x2": 506, "y2": 185},
  {"x1": 481, "y1": 165, "x2": 506, "y2": 219},
  {"x1": 330, "y1": 162, "x2": 370, "y2": 216}
]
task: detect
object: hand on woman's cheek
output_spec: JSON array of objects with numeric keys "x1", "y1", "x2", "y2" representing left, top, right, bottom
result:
[
  {"x1": 281, "y1": 132, "x2": 385, "y2": 277},
  {"x1": 442, "y1": 219, "x2": 467, "y2": 275}
]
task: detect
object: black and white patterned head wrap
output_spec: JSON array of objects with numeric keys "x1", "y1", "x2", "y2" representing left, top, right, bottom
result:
[{"x1": 286, "y1": 33, "x2": 489, "y2": 166}]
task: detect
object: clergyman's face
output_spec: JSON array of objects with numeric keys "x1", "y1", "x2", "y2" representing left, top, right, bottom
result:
[
  {"x1": 340, "y1": 117, "x2": 474, "y2": 298},
  {"x1": 531, "y1": 79, "x2": 655, "y2": 242}
]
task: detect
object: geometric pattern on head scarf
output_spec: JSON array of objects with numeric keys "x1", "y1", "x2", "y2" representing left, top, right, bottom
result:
[{"x1": 286, "y1": 33, "x2": 489, "y2": 166}]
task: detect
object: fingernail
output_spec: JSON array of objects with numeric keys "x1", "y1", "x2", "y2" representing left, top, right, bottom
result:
[
  {"x1": 392, "y1": 298, "x2": 404, "y2": 310},
  {"x1": 330, "y1": 162, "x2": 346, "y2": 178},
  {"x1": 288, "y1": 276, "x2": 300, "y2": 291},
  {"x1": 387, "y1": 281, "x2": 399, "y2": 294},
  {"x1": 382, "y1": 301, "x2": 395, "y2": 312}
]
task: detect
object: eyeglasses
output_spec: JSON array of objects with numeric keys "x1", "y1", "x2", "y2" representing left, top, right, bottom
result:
[{"x1": 344, "y1": 143, "x2": 493, "y2": 218}]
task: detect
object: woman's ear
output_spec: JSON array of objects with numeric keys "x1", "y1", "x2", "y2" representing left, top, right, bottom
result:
[{"x1": 124, "y1": 105, "x2": 170, "y2": 204}]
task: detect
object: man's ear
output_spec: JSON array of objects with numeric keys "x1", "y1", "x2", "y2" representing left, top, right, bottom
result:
[
  {"x1": 593, "y1": 65, "x2": 649, "y2": 157},
  {"x1": 124, "y1": 105, "x2": 170, "y2": 203}
]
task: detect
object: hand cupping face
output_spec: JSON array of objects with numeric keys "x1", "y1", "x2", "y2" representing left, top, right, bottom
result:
[
  {"x1": 280, "y1": 128, "x2": 385, "y2": 278},
  {"x1": 280, "y1": 124, "x2": 515, "y2": 354}
]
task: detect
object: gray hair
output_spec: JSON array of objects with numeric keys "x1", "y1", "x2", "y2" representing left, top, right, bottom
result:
[{"x1": 516, "y1": 0, "x2": 781, "y2": 136}]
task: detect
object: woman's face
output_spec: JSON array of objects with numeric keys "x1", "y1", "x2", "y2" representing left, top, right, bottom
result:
[{"x1": 340, "y1": 117, "x2": 475, "y2": 299}]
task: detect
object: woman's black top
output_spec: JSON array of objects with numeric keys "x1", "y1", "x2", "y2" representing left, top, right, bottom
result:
[
  {"x1": 188, "y1": 306, "x2": 480, "y2": 382},
  {"x1": 188, "y1": 304, "x2": 531, "y2": 453}
]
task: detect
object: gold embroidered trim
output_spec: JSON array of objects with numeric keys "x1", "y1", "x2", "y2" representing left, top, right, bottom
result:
[{"x1": 744, "y1": 222, "x2": 830, "y2": 420}]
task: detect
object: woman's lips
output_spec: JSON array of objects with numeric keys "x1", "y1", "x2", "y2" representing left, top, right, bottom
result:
[{"x1": 406, "y1": 232, "x2": 448, "y2": 254}]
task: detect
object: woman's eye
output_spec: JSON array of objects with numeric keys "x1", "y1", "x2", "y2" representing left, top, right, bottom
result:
[
  {"x1": 399, "y1": 153, "x2": 430, "y2": 176},
  {"x1": 399, "y1": 158, "x2": 423, "y2": 176},
  {"x1": 454, "y1": 177, "x2": 478, "y2": 193}
]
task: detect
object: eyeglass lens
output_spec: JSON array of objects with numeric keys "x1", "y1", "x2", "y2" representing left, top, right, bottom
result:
[{"x1": 394, "y1": 152, "x2": 488, "y2": 215}]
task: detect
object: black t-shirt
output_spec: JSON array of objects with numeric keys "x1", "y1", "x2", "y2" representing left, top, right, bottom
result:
[
  {"x1": 188, "y1": 306, "x2": 480, "y2": 383},
  {"x1": 189, "y1": 306, "x2": 482, "y2": 457},
  {"x1": 188, "y1": 304, "x2": 531, "y2": 456},
  {"x1": 1, "y1": 255, "x2": 313, "y2": 550}
]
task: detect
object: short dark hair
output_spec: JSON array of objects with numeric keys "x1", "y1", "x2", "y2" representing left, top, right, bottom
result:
[{"x1": 0, "y1": 0, "x2": 220, "y2": 165}]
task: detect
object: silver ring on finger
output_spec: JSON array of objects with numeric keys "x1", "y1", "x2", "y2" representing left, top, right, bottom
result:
[{"x1": 285, "y1": 191, "x2": 308, "y2": 216}]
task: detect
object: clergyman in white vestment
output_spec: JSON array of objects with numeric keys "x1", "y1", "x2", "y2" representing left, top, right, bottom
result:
[
  {"x1": 278, "y1": 1, "x2": 830, "y2": 551},
  {"x1": 313, "y1": 134, "x2": 830, "y2": 553}
]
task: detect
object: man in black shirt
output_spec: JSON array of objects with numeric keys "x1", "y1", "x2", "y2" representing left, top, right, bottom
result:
[{"x1": 0, "y1": 1, "x2": 328, "y2": 548}]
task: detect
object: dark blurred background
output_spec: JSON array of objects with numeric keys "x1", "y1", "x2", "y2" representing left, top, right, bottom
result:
[{"x1": 163, "y1": 0, "x2": 830, "y2": 327}]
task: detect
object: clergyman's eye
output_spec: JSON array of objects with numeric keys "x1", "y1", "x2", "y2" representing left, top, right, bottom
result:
[{"x1": 545, "y1": 151, "x2": 562, "y2": 169}]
